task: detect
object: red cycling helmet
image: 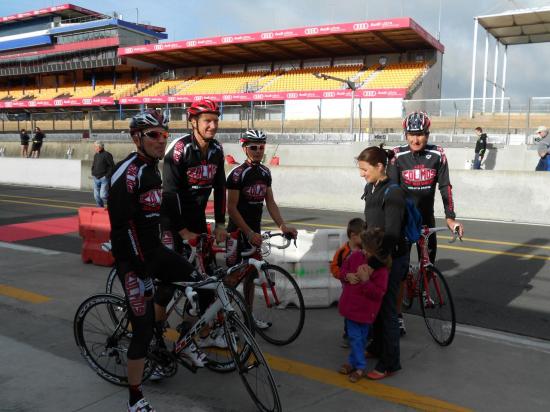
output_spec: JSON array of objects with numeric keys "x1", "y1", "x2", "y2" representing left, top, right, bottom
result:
[
  {"x1": 403, "y1": 111, "x2": 431, "y2": 134},
  {"x1": 187, "y1": 99, "x2": 220, "y2": 120}
]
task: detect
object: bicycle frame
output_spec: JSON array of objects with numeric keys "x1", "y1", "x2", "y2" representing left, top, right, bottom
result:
[
  {"x1": 408, "y1": 227, "x2": 451, "y2": 303},
  {"x1": 170, "y1": 279, "x2": 234, "y2": 356}
]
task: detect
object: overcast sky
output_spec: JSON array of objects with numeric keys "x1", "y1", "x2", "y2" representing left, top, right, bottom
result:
[{"x1": 2, "y1": 0, "x2": 550, "y2": 104}]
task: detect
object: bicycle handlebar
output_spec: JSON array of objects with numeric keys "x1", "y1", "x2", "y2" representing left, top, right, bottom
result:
[
  {"x1": 241, "y1": 231, "x2": 296, "y2": 257},
  {"x1": 422, "y1": 226, "x2": 463, "y2": 243}
]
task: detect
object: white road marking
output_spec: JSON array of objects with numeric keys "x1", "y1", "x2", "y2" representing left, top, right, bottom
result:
[{"x1": 0, "y1": 242, "x2": 61, "y2": 256}]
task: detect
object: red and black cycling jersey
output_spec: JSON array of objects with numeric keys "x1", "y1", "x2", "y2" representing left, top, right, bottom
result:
[
  {"x1": 162, "y1": 133, "x2": 226, "y2": 233},
  {"x1": 108, "y1": 153, "x2": 163, "y2": 276},
  {"x1": 226, "y1": 161, "x2": 272, "y2": 233},
  {"x1": 387, "y1": 143, "x2": 456, "y2": 222}
]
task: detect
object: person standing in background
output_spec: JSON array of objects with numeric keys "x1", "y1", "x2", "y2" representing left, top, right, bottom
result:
[
  {"x1": 29, "y1": 127, "x2": 45, "y2": 158},
  {"x1": 20, "y1": 128, "x2": 30, "y2": 158},
  {"x1": 535, "y1": 126, "x2": 550, "y2": 171},
  {"x1": 91, "y1": 140, "x2": 115, "y2": 208},
  {"x1": 473, "y1": 127, "x2": 487, "y2": 170}
]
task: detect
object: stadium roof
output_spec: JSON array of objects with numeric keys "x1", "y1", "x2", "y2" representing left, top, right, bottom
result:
[
  {"x1": 0, "y1": 4, "x2": 166, "y2": 34},
  {"x1": 0, "y1": 4, "x2": 100, "y2": 25},
  {"x1": 477, "y1": 6, "x2": 550, "y2": 45},
  {"x1": 118, "y1": 17, "x2": 444, "y2": 67}
]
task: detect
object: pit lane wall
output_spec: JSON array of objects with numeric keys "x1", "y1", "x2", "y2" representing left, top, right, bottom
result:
[{"x1": 1, "y1": 156, "x2": 548, "y2": 224}]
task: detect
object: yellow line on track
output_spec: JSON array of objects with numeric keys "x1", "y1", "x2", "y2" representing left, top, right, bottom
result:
[
  {"x1": 0, "y1": 194, "x2": 93, "y2": 206},
  {"x1": 163, "y1": 328, "x2": 469, "y2": 411},
  {"x1": 0, "y1": 284, "x2": 51, "y2": 303},
  {"x1": 0, "y1": 198, "x2": 80, "y2": 210},
  {"x1": 439, "y1": 235, "x2": 550, "y2": 251},
  {"x1": 438, "y1": 244, "x2": 550, "y2": 261},
  {"x1": 265, "y1": 354, "x2": 472, "y2": 412}
]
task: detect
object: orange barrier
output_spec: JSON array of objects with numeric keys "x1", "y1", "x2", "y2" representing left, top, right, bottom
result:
[
  {"x1": 78, "y1": 207, "x2": 114, "y2": 267},
  {"x1": 225, "y1": 154, "x2": 238, "y2": 164}
]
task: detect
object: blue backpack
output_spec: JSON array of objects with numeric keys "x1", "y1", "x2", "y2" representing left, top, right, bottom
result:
[{"x1": 383, "y1": 183, "x2": 423, "y2": 243}]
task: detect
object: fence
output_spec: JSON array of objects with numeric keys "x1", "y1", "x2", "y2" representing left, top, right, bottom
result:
[{"x1": 1, "y1": 97, "x2": 549, "y2": 143}]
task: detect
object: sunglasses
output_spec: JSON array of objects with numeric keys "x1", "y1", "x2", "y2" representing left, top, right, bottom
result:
[
  {"x1": 144, "y1": 130, "x2": 169, "y2": 140},
  {"x1": 246, "y1": 144, "x2": 265, "y2": 151}
]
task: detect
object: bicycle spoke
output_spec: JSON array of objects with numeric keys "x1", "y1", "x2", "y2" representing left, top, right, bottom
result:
[
  {"x1": 252, "y1": 265, "x2": 305, "y2": 346},
  {"x1": 420, "y1": 267, "x2": 456, "y2": 346},
  {"x1": 224, "y1": 314, "x2": 281, "y2": 412}
]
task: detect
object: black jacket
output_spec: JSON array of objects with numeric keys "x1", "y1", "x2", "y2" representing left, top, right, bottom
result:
[
  {"x1": 162, "y1": 134, "x2": 226, "y2": 233},
  {"x1": 108, "y1": 153, "x2": 163, "y2": 277},
  {"x1": 20, "y1": 132, "x2": 30, "y2": 144},
  {"x1": 475, "y1": 133, "x2": 487, "y2": 156},
  {"x1": 91, "y1": 149, "x2": 115, "y2": 179},
  {"x1": 388, "y1": 144, "x2": 456, "y2": 222},
  {"x1": 362, "y1": 178, "x2": 408, "y2": 259}
]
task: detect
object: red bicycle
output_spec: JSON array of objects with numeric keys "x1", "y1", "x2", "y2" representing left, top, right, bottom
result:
[{"x1": 402, "y1": 226, "x2": 460, "y2": 346}]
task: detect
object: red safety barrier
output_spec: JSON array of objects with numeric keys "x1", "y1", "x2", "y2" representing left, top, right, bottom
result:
[
  {"x1": 225, "y1": 154, "x2": 237, "y2": 164},
  {"x1": 78, "y1": 207, "x2": 114, "y2": 267},
  {"x1": 270, "y1": 156, "x2": 280, "y2": 166}
]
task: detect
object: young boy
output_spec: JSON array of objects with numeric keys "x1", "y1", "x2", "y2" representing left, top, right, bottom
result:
[{"x1": 331, "y1": 217, "x2": 365, "y2": 347}]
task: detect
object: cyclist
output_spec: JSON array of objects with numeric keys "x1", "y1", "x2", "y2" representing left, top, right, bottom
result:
[
  {"x1": 108, "y1": 109, "x2": 205, "y2": 412},
  {"x1": 388, "y1": 111, "x2": 464, "y2": 334},
  {"x1": 225, "y1": 129, "x2": 297, "y2": 329},
  {"x1": 161, "y1": 99, "x2": 227, "y2": 349}
]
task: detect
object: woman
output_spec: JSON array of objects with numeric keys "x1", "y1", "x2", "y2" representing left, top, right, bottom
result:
[{"x1": 356, "y1": 145, "x2": 409, "y2": 380}]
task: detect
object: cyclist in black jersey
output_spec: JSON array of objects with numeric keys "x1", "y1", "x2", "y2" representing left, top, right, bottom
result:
[
  {"x1": 387, "y1": 111, "x2": 464, "y2": 337},
  {"x1": 388, "y1": 111, "x2": 464, "y2": 261},
  {"x1": 161, "y1": 99, "x2": 228, "y2": 349},
  {"x1": 225, "y1": 130, "x2": 297, "y2": 328},
  {"x1": 109, "y1": 109, "x2": 204, "y2": 412}
]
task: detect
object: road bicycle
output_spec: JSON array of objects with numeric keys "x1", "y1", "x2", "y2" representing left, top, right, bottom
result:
[
  {"x1": 106, "y1": 231, "x2": 305, "y2": 346},
  {"x1": 402, "y1": 226, "x2": 460, "y2": 346},
  {"x1": 222, "y1": 231, "x2": 305, "y2": 346},
  {"x1": 103, "y1": 239, "x2": 253, "y2": 372},
  {"x1": 74, "y1": 268, "x2": 281, "y2": 412}
]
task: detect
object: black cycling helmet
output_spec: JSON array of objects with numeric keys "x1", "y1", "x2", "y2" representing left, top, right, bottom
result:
[
  {"x1": 240, "y1": 129, "x2": 267, "y2": 147},
  {"x1": 129, "y1": 109, "x2": 169, "y2": 135},
  {"x1": 403, "y1": 111, "x2": 431, "y2": 134}
]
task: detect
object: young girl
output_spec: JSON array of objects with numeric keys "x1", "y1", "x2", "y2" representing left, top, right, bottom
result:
[{"x1": 338, "y1": 227, "x2": 390, "y2": 382}]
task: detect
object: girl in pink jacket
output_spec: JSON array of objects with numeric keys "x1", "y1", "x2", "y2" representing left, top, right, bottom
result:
[{"x1": 338, "y1": 228, "x2": 389, "y2": 382}]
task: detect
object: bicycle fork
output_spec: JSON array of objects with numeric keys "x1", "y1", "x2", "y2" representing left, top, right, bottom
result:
[{"x1": 248, "y1": 259, "x2": 280, "y2": 308}]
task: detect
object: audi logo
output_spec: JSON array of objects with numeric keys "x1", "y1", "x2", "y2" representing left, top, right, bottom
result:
[
  {"x1": 186, "y1": 41, "x2": 197, "y2": 47},
  {"x1": 304, "y1": 28, "x2": 319, "y2": 35},
  {"x1": 261, "y1": 32, "x2": 274, "y2": 39},
  {"x1": 154, "y1": 45, "x2": 163, "y2": 51},
  {"x1": 287, "y1": 93, "x2": 298, "y2": 98},
  {"x1": 363, "y1": 91, "x2": 376, "y2": 97},
  {"x1": 83, "y1": 99, "x2": 92, "y2": 104},
  {"x1": 353, "y1": 23, "x2": 370, "y2": 31},
  {"x1": 324, "y1": 92, "x2": 336, "y2": 98},
  {"x1": 54, "y1": 100, "x2": 62, "y2": 106},
  {"x1": 222, "y1": 37, "x2": 234, "y2": 43}
]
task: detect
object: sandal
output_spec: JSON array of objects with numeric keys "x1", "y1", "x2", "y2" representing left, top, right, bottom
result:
[
  {"x1": 348, "y1": 369, "x2": 365, "y2": 383},
  {"x1": 338, "y1": 364, "x2": 354, "y2": 375}
]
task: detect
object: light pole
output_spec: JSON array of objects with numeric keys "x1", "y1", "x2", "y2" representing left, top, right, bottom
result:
[{"x1": 313, "y1": 72, "x2": 358, "y2": 136}]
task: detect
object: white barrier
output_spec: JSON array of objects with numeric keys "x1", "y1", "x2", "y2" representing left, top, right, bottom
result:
[
  {"x1": 266, "y1": 228, "x2": 348, "y2": 308},
  {"x1": 0, "y1": 158, "x2": 81, "y2": 189}
]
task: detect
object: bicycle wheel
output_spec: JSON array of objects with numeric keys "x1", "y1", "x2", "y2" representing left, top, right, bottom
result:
[
  {"x1": 105, "y1": 267, "x2": 123, "y2": 296},
  {"x1": 197, "y1": 287, "x2": 253, "y2": 373},
  {"x1": 249, "y1": 264, "x2": 305, "y2": 345},
  {"x1": 224, "y1": 312, "x2": 281, "y2": 412},
  {"x1": 74, "y1": 294, "x2": 154, "y2": 386},
  {"x1": 402, "y1": 268, "x2": 416, "y2": 310},
  {"x1": 420, "y1": 266, "x2": 456, "y2": 346}
]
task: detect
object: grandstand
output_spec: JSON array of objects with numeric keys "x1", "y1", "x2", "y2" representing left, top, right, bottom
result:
[{"x1": 0, "y1": 5, "x2": 444, "y2": 131}]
